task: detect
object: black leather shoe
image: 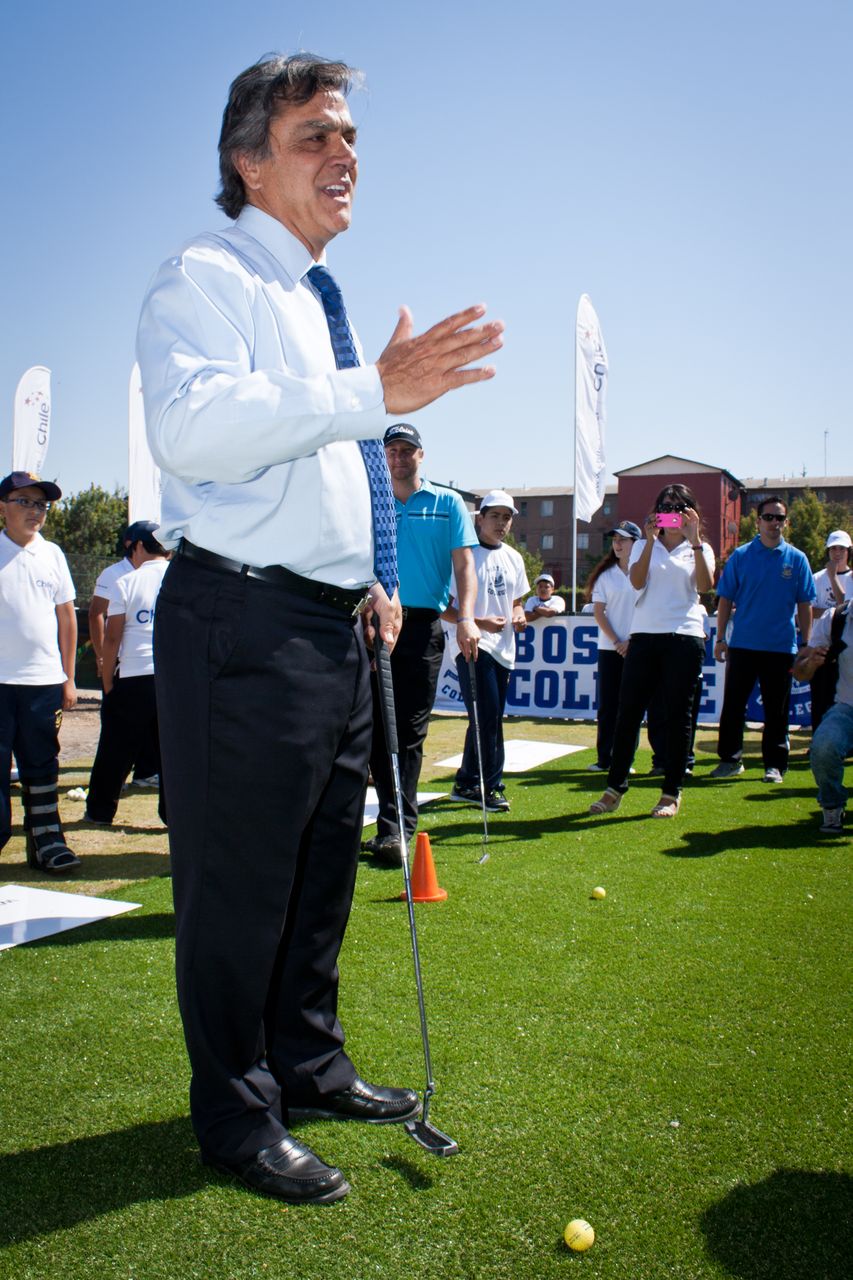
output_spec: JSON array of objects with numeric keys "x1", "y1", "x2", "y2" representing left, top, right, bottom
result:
[
  {"x1": 202, "y1": 1134, "x2": 350, "y2": 1203},
  {"x1": 288, "y1": 1075, "x2": 420, "y2": 1124}
]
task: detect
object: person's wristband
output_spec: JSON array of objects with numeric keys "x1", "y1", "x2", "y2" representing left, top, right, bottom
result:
[
  {"x1": 691, "y1": 544, "x2": 702, "y2": 550},
  {"x1": 457, "y1": 616, "x2": 474, "y2": 623}
]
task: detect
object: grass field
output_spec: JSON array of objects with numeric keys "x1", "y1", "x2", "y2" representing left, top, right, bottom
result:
[{"x1": 1, "y1": 720, "x2": 850, "y2": 1280}]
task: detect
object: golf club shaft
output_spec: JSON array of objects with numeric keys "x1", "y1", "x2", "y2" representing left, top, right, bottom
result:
[
  {"x1": 467, "y1": 655, "x2": 489, "y2": 850},
  {"x1": 374, "y1": 632, "x2": 436, "y2": 1116}
]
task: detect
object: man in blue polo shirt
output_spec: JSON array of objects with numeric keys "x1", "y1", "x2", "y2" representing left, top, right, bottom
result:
[
  {"x1": 364, "y1": 424, "x2": 479, "y2": 864},
  {"x1": 710, "y1": 496, "x2": 815, "y2": 783}
]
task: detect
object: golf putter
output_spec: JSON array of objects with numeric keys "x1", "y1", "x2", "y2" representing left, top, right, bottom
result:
[
  {"x1": 466, "y1": 654, "x2": 490, "y2": 864},
  {"x1": 374, "y1": 632, "x2": 459, "y2": 1156}
]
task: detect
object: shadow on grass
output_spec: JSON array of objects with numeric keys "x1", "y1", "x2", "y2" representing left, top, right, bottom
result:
[
  {"x1": 700, "y1": 1167, "x2": 853, "y2": 1280},
  {"x1": 661, "y1": 819, "x2": 820, "y2": 858},
  {"x1": 28, "y1": 910, "x2": 175, "y2": 947},
  {"x1": 378, "y1": 1153, "x2": 435, "y2": 1191},
  {"x1": 0, "y1": 850, "x2": 171, "y2": 888},
  {"x1": 0, "y1": 1116, "x2": 206, "y2": 1246}
]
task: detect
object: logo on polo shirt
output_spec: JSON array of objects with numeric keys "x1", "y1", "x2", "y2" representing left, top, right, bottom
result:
[{"x1": 782, "y1": 566, "x2": 792, "y2": 579}]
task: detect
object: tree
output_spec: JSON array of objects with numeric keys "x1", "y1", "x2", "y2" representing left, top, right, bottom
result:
[
  {"x1": 738, "y1": 508, "x2": 758, "y2": 544},
  {"x1": 787, "y1": 488, "x2": 833, "y2": 571},
  {"x1": 44, "y1": 484, "x2": 128, "y2": 556},
  {"x1": 504, "y1": 532, "x2": 543, "y2": 590}
]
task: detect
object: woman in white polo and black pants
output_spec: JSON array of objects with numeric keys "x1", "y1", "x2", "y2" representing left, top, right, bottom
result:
[{"x1": 589, "y1": 483, "x2": 714, "y2": 818}]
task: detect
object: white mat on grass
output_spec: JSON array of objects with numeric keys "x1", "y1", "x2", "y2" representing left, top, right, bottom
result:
[
  {"x1": 363, "y1": 787, "x2": 446, "y2": 827},
  {"x1": 436, "y1": 738, "x2": 586, "y2": 773},
  {"x1": 0, "y1": 884, "x2": 140, "y2": 951}
]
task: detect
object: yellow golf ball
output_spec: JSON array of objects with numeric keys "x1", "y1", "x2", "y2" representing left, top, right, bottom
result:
[
  {"x1": 591, "y1": 886, "x2": 607, "y2": 899},
  {"x1": 564, "y1": 1218, "x2": 595, "y2": 1251}
]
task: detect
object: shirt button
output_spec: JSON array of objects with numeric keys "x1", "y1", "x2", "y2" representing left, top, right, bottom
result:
[{"x1": 350, "y1": 395, "x2": 360, "y2": 409}]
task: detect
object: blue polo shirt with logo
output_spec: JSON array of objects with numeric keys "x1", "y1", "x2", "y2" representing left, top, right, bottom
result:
[
  {"x1": 717, "y1": 536, "x2": 816, "y2": 653},
  {"x1": 396, "y1": 479, "x2": 477, "y2": 610}
]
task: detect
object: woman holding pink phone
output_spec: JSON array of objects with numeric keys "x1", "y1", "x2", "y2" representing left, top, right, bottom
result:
[{"x1": 589, "y1": 483, "x2": 715, "y2": 818}]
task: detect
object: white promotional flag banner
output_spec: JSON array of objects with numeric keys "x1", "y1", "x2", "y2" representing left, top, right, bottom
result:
[
  {"x1": 12, "y1": 366, "x2": 51, "y2": 474},
  {"x1": 574, "y1": 295, "x2": 608, "y2": 523},
  {"x1": 128, "y1": 362, "x2": 161, "y2": 524}
]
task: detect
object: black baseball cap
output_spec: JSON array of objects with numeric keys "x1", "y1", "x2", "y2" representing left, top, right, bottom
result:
[
  {"x1": 0, "y1": 470, "x2": 62, "y2": 501},
  {"x1": 607, "y1": 521, "x2": 642, "y2": 540},
  {"x1": 383, "y1": 423, "x2": 423, "y2": 449}
]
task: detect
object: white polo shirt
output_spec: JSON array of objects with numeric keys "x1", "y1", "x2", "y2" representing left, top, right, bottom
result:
[
  {"x1": 591, "y1": 563, "x2": 638, "y2": 649},
  {"x1": 628, "y1": 537, "x2": 715, "y2": 638},
  {"x1": 0, "y1": 531, "x2": 76, "y2": 684},
  {"x1": 107, "y1": 557, "x2": 170, "y2": 678},
  {"x1": 93, "y1": 556, "x2": 133, "y2": 604}
]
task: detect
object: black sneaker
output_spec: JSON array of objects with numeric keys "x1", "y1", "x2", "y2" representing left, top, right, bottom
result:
[
  {"x1": 485, "y1": 788, "x2": 510, "y2": 813},
  {"x1": 449, "y1": 784, "x2": 481, "y2": 806},
  {"x1": 360, "y1": 835, "x2": 403, "y2": 866}
]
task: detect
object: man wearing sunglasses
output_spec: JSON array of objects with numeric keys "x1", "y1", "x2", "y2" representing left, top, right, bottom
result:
[
  {"x1": 711, "y1": 496, "x2": 815, "y2": 783},
  {"x1": 0, "y1": 471, "x2": 80, "y2": 871}
]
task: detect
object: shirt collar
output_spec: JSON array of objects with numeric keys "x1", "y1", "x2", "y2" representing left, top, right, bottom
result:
[
  {"x1": 0, "y1": 529, "x2": 42, "y2": 556},
  {"x1": 234, "y1": 205, "x2": 324, "y2": 285}
]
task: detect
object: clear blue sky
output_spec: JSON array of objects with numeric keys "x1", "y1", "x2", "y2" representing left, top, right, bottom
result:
[{"x1": 2, "y1": 0, "x2": 850, "y2": 499}]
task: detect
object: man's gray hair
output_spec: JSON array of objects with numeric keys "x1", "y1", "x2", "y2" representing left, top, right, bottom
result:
[{"x1": 216, "y1": 53, "x2": 359, "y2": 220}]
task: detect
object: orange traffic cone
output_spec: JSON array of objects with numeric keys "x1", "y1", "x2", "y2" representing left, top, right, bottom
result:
[{"x1": 401, "y1": 832, "x2": 448, "y2": 903}]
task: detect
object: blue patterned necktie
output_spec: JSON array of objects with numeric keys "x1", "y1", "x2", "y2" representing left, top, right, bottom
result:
[{"x1": 307, "y1": 264, "x2": 397, "y2": 596}]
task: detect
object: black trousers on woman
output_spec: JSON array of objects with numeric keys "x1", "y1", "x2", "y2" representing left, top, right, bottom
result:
[
  {"x1": 154, "y1": 554, "x2": 372, "y2": 1163},
  {"x1": 607, "y1": 632, "x2": 705, "y2": 798}
]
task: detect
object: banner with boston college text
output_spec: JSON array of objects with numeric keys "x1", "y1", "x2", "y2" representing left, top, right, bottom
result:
[
  {"x1": 433, "y1": 618, "x2": 812, "y2": 728},
  {"x1": 12, "y1": 366, "x2": 51, "y2": 474}
]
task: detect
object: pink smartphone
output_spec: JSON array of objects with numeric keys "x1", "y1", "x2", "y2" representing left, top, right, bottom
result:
[{"x1": 655, "y1": 512, "x2": 682, "y2": 528}]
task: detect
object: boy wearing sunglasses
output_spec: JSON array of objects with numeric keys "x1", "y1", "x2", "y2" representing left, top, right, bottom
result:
[
  {"x1": 0, "y1": 471, "x2": 80, "y2": 871},
  {"x1": 711, "y1": 496, "x2": 815, "y2": 783}
]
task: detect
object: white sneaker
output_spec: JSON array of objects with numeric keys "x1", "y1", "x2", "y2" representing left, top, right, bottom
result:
[
  {"x1": 763, "y1": 768, "x2": 784, "y2": 784},
  {"x1": 820, "y1": 807, "x2": 844, "y2": 834}
]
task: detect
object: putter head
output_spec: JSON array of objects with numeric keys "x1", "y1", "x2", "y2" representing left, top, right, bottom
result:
[
  {"x1": 477, "y1": 850, "x2": 490, "y2": 864},
  {"x1": 404, "y1": 1117, "x2": 459, "y2": 1156}
]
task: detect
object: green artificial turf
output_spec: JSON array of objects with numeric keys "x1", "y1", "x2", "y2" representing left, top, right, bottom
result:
[{"x1": 1, "y1": 730, "x2": 851, "y2": 1280}]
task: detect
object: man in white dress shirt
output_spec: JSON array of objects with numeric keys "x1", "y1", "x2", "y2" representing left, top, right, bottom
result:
[{"x1": 137, "y1": 53, "x2": 503, "y2": 1205}]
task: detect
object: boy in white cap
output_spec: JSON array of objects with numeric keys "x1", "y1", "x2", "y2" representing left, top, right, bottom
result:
[
  {"x1": 813, "y1": 530, "x2": 853, "y2": 617},
  {"x1": 524, "y1": 573, "x2": 566, "y2": 620},
  {"x1": 443, "y1": 490, "x2": 529, "y2": 812}
]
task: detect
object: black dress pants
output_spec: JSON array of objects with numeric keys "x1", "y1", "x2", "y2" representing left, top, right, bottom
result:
[
  {"x1": 87, "y1": 674, "x2": 163, "y2": 822},
  {"x1": 716, "y1": 647, "x2": 793, "y2": 772},
  {"x1": 607, "y1": 633, "x2": 705, "y2": 798},
  {"x1": 369, "y1": 610, "x2": 444, "y2": 844},
  {"x1": 595, "y1": 649, "x2": 636, "y2": 769},
  {"x1": 154, "y1": 555, "x2": 372, "y2": 1162}
]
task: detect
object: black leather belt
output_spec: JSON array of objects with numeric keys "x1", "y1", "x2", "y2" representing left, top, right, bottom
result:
[{"x1": 177, "y1": 540, "x2": 372, "y2": 617}]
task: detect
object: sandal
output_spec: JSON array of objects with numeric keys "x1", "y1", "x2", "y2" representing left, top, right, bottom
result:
[
  {"x1": 651, "y1": 794, "x2": 681, "y2": 818},
  {"x1": 589, "y1": 788, "x2": 622, "y2": 815}
]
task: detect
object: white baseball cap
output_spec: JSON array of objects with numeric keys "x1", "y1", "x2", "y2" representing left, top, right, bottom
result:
[
  {"x1": 479, "y1": 489, "x2": 518, "y2": 514},
  {"x1": 825, "y1": 530, "x2": 852, "y2": 549}
]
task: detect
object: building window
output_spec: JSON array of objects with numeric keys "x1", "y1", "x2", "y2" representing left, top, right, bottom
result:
[
  {"x1": 517, "y1": 533, "x2": 527, "y2": 548},
  {"x1": 541, "y1": 500, "x2": 553, "y2": 517},
  {"x1": 541, "y1": 534, "x2": 554, "y2": 550},
  {"x1": 519, "y1": 500, "x2": 527, "y2": 517},
  {"x1": 603, "y1": 502, "x2": 611, "y2": 515},
  {"x1": 577, "y1": 533, "x2": 589, "y2": 550}
]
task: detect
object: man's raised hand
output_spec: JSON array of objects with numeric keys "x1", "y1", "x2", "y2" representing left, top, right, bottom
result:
[{"x1": 377, "y1": 304, "x2": 504, "y2": 414}]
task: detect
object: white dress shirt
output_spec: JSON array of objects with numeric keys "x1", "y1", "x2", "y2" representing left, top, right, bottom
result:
[{"x1": 136, "y1": 205, "x2": 388, "y2": 587}]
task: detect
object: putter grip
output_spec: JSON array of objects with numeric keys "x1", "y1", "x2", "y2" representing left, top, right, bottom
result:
[{"x1": 375, "y1": 634, "x2": 399, "y2": 754}]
